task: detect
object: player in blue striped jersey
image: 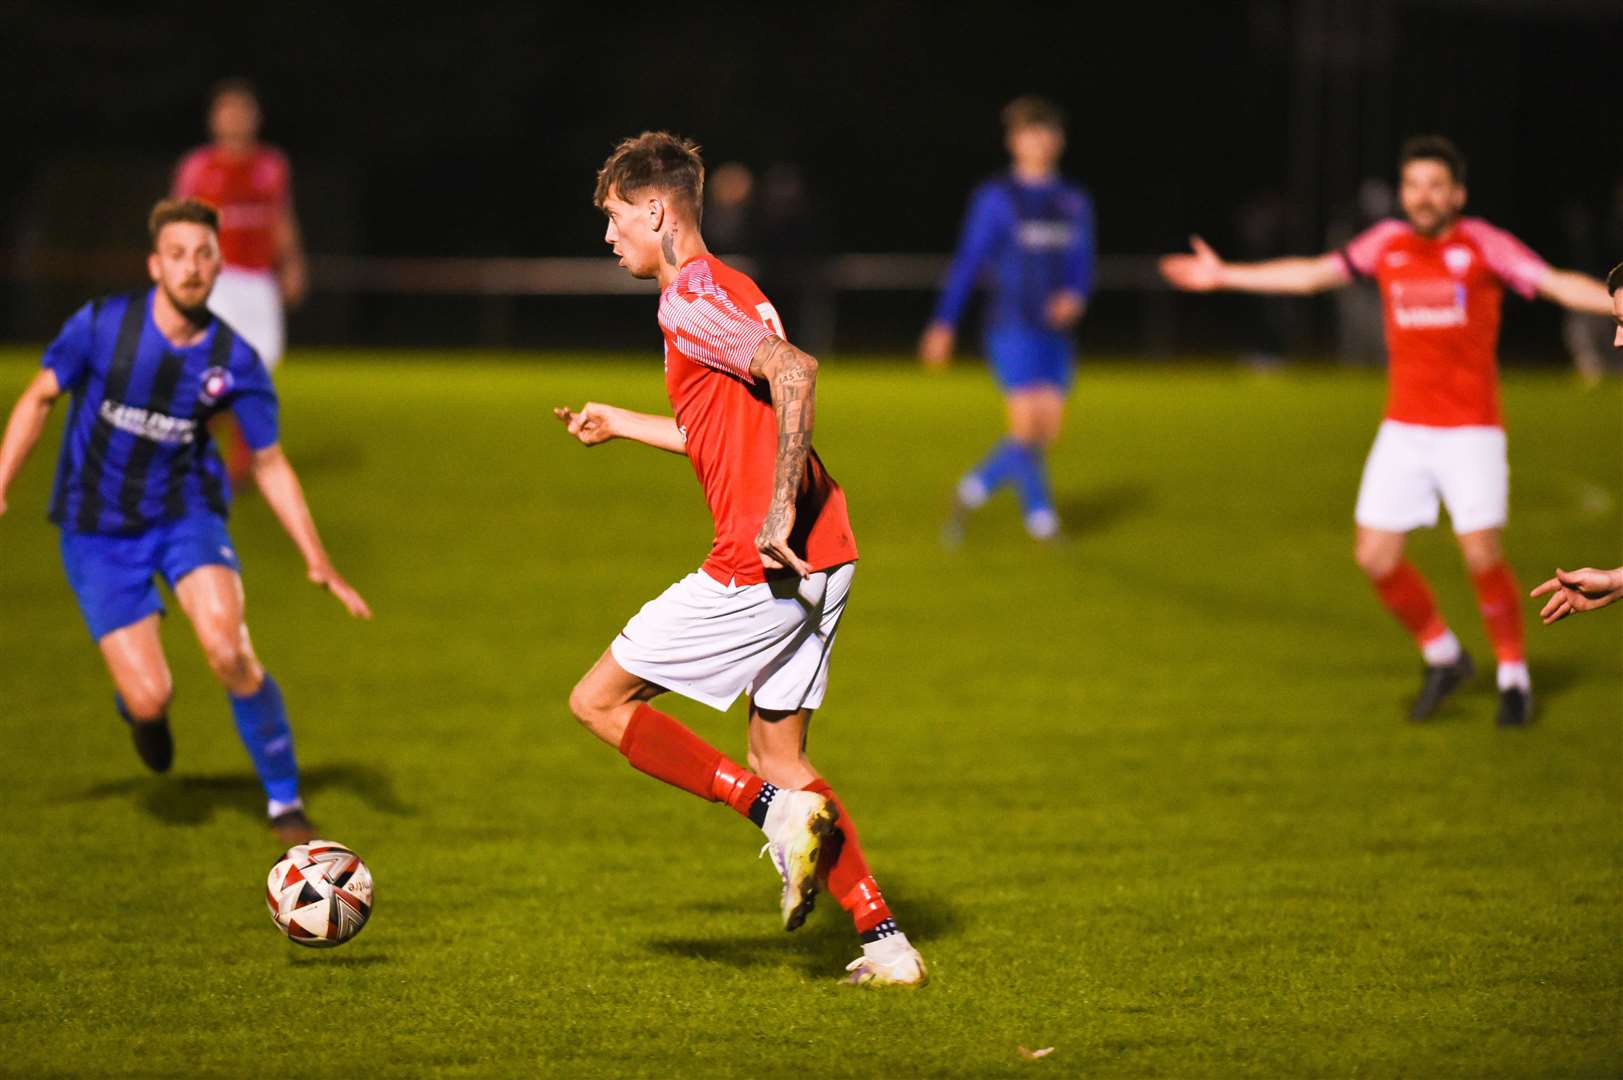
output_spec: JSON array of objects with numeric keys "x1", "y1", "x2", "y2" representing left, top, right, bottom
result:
[
  {"x1": 921, "y1": 96, "x2": 1096, "y2": 541},
  {"x1": 0, "y1": 198, "x2": 371, "y2": 844}
]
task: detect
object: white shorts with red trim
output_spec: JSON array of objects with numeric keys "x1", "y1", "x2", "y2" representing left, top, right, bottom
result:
[
  {"x1": 1354, "y1": 420, "x2": 1508, "y2": 534},
  {"x1": 610, "y1": 562, "x2": 855, "y2": 712},
  {"x1": 209, "y1": 266, "x2": 284, "y2": 369}
]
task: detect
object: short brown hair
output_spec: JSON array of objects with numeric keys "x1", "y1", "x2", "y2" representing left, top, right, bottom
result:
[
  {"x1": 208, "y1": 76, "x2": 259, "y2": 109},
  {"x1": 148, "y1": 197, "x2": 219, "y2": 249},
  {"x1": 1002, "y1": 95, "x2": 1066, "y2": 133},
  {"x1": 1399, "y1": 135, "x2": 1467, "y2": 185},
  {"x1": 593, "y1": 131, "x2": 705, "y2": 224}
]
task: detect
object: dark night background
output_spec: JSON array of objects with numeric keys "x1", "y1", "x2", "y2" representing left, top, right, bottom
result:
[{"x1": 1, "y1": 1, "x2": 1618, "y2": 355}]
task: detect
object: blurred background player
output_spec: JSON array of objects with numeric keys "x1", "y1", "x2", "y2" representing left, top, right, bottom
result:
[
  {"x1": 1529, "y1": 261, "x2": 1623, "y2": 624},
  {"x1": 173, "y1": 78, "x2": 307, "y2": 486},
  {"x1": 0, "y1": 198, "x2": 369, "y2": 844},
  {"x1": 920, "y1": 95, "x2": 1096, "y2": 542},
  {"x1": 555, "y1": 132, "x2": 925, "y2": 987},
  {"x1": 1160, "y1": 136, "x2": 1612, "y2": 726}
]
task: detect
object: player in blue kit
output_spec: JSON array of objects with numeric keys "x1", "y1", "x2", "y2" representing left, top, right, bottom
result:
[
  {"x1": 920, "y1": 95, "x2": 1096, "y2": 541},
  {"x1": 0, "y1": 198, "x2": 371, "y2": 845}
]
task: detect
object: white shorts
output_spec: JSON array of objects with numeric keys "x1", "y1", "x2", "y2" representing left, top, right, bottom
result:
[
  {"x1": 209, "y1": 266, "x2": 285, "y2": 369},
  {"x1": 610, "y1": 562, "x2": 856, "y2": 713},
  {"x1": 1354, "y1": 420, "x2": 1509, "y2": 534}
]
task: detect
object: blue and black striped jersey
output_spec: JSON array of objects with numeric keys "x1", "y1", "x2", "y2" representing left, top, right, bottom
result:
[
  {"x1": 932, "y1": 174, "x2": 1096, "y2": 330},
  {"x1": 42, "y1": 289, "x2": 278, "y2": 535}
]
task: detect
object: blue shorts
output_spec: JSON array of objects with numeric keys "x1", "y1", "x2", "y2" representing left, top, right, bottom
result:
[
  {"x1": 60, "y1": 514, "x2": 241, "y2": 641},
  {"x1": 985, "y1": 325, "x2": 1074, "y2": 392}
]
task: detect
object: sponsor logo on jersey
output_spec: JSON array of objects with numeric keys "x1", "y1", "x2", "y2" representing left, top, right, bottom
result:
[
  {"x1": 98, "y1": 400, "x2": 199, "y2": 445},
  {"x1": 198, "y1": 366, "x2": 233, "y2": 407},
  {"x1": 1017, "y1": 221, "x2": 1074, "y2": 251},
  {"x1": 1443, "y1": 246, "x2": 1473, "y2": 276},
  {"x1": 1390, "y1": 279, "x2": 1467, "y2": 329}
]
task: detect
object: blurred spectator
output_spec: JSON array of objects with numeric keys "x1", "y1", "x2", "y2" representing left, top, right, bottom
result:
[
  {"x1": 755, "y1": 162, "x2": 834, "y2": 356},
  {"x1": 1327, "y1": 178, "x2": 1395, "y2": 366},
  {"x1": 704, "y1": 162, "x2": 756, "y2": 255},
  {"x1": 1233, "y1": 189, "x2": 1296, "y2": 367},
  {"x1": 1557, "y1": 179, "x2": 1621, "y2": 384}
]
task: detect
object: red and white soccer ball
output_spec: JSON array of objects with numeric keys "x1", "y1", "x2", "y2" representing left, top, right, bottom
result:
[{"x1": 266, "y1": 840, "x2": 374, "y2": 947}]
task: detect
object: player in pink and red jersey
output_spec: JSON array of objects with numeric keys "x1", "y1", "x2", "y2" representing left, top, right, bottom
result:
[
  {"x1": 173, "y1": 79, "x2": 305, "y2": 369},
  {"x1": 553, "y1": 132, "x2": 925, "y2": 987},
  {"x1": 174, "y1": 79, "x2": 306, "y2": 487},
  {"x1": 1161, "y1": 136, "x2": 1611, "y2": 726}
]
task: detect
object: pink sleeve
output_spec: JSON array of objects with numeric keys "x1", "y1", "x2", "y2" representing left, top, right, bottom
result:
[
  {"x1": 1458, "y1": 219, "x2": 1548, "y2": 299},
  {"x1": 172, "y1": 150, "x2": 204, "y2": 197},
  {"x1": 660, "y1": 277, "x2": 773, "y2": 380},
  {"x1": 1339, "y1": 219, "x2": 1408, "y2": 277}
]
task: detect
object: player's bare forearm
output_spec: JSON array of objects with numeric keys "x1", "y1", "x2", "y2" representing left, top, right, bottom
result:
[
  {"x1": 553, "y1": 404, "x2": 686, "y2": 455},
  {"x1": 750, "y1": 335, "x2": 817, "y2": 575},
  {"x1": 252, "y1": 444, "x2": 372, "y2": 618},
  {"x1": 1219, "y1": 257, "x2": 1349, "y2": 295},
  {"x1": 0, "y1": 370, "x2": 62, "y2": 516},
  {"x1": 1536, "y1": 269, "x2": 1612, "y2": 316}
]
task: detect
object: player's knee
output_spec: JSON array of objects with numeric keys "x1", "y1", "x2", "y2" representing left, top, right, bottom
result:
[
  {"x1": 1458, "y1": 534, "x2": 1502, "y2": 574},
  {"x1": 202, "y1": 637, "x2": 255, "y2": 685},
  {"x1": 567, "y1": 678, "x2": 604, "y2": 729},
  {"x1": 1354, "y1": 539, "x2": 1400, "y2": 580}
]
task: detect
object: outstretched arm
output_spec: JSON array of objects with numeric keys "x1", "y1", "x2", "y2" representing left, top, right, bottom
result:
[
  {"x1": 251, "y1": 443, "x2": 372, "y2": 618},
  {"x1": 553, "y1": 404, "x2": 687, "y2": 455},
  {"x1": 1535, "y1": 269, "x2": 1611, "y2": 316},
  {"x1": 1159, "y1": 235, "x2": 1350, "y2": 295},
  {"x1": 921, "y1": 186, "x2": 1006, "y2": 366},
  {"x1": 0, "y1": 369, "x2": 63, "y2": 518},
  {"x1": 1529, "y1": 566, "x2": 1623, "y2": 624},
  {"x1": 749, "y1": 335, "x2": 817, "y2": 576}
]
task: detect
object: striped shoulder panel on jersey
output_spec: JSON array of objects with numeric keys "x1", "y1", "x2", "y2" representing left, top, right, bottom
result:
[{"x1": 74, "y1": 291, "x2": 148, "y2": 533}]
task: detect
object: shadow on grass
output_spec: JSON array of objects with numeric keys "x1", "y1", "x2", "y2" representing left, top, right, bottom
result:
[
  {"x1": 285, "y1": 951, "x2": 393, "y2": 968},
  {"x1": 65, "y1": 762, "x2": 416, "y2": 826},
  {"x1": 1053, "y1": 482, "x2": 1153, "y2": 537},
  {"x1": 646, "y1": 887, "x2": 961, "y2": 979}
]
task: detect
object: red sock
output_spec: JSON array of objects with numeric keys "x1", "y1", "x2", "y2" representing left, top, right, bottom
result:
[
  {"x1": 806, "y1": 779, "x2": 894, "y2": 935},
  {"x1": 1471, "y1": 561, "x2": 1526, "y2": 663},
  {"x1": 1372, "y1": 561, "x2": 1448, "y2": 646},
  {"x1": 618, "y1": 704, "x2": 764, "y2": 817}
]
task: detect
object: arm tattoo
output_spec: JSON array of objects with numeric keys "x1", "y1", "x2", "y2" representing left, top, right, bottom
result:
[
  {"x1": 661, "y1": 229, "x2": 678, "y2": 268},
  {"x1": 753, "y1": 336, "x2": 817, "y2": 532}
]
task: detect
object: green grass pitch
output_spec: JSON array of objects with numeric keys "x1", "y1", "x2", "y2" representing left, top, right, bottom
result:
[{"x1": 1, "y1": 350, "x2": 1618, "y2": 1077}]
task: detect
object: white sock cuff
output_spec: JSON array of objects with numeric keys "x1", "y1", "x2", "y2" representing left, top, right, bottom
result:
[
  {"x1": 1496, "y1": 661, "x2": 1530, "y2": 692},
  {"x1": 1421, "y1": 629, "x2": 1462, "y2": 667}
]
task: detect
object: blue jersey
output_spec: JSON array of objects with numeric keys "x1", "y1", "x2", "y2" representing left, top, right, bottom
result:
[
  {"x1": 42, "y1": 289, "x2": 279, "y2": 535},
  {"x1": 932, "y1": 174, "x2": 1096, "y2": 330}
]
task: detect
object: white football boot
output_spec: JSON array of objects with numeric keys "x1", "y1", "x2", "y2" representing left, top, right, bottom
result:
[
  {"x1": 845, "y1": 933, "x2": 928, "y2": 988},
  {"x1": 759, "y1": 789, "x2": 839, "y2": 931}
]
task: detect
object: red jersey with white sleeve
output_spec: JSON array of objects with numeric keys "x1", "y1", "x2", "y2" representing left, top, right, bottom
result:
[
  {"x1": 172, "y1": 145, "x2": 292, "y2": 271},
  {"x1": 1339, "y1": 217, "x2": 1549, "y2": 428},
  {"x1": 658, "y1": 255, "x2": 858, "y2": 586}
]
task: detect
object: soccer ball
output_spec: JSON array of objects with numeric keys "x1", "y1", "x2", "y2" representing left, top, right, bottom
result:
[{"x1": 266, "y1": 840, "x2": 374, "y2": 947}]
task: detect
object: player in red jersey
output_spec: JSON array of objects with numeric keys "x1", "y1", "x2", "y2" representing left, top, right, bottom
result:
[
  {"x1": 1161, "y1": 137, "x2": 1611, "y2": 726},
  {"x1": 174, "y1": 79, "x2": 307, "y2": 484},
  {"x1": 553, "y1": 132, "x2": 925, "y2": 987}
]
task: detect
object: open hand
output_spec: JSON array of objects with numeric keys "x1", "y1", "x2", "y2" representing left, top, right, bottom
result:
[
  {"x1": 554, "y1": 404, "x2": 619, "y2": 446},
  {"x1": 918, "y1": 323, "x2": 955, "y2": 369},
  {"x1": 1529, "y1": 567, "x2": 1623, "y2": 624},
  {"x1": 308, "y1": 564, "x2": 373, "y2": 619},
  {"x1": 756, "y1": 502, "x2": 812, "y2": 577},
  {"x1": 1159, "y1": 235, "x2": 1226, "y2": 292}
]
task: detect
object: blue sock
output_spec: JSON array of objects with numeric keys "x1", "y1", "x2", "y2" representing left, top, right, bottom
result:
[
  {"x1": 964, "y1": 438, "x2": 1026, "y2": 499},
  {"x1": 1009, "y1": 443, "x2": 1055, "y2": 517},
  {"x1": 230, "y1": 674, "x2": 300, "y2": 806}
]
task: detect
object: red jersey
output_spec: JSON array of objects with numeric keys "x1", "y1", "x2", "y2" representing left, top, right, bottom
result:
[
  {"x1": 1340, "y1": 216, "x2": 1548, "y2": 428},
  {"x1": 657, "y1": 255, "x2": 858, "y2": 586},
  {"x1": 172, "y1": 145, "x2": 292, "y2": 271}
]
